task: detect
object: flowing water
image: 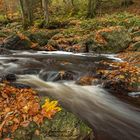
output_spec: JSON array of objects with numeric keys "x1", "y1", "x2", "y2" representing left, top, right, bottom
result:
[{"x1": 0, "y1": 51, "x2": 140, "y2": 140}]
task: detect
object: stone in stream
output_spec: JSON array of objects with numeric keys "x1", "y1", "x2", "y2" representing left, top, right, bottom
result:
[
  {"x1": 0, "y1": 48, "x2": 12, "y2": 55},
  {"x1": 1, "y1": 73, "x2": 17, "y2": 82},
  {"x1": 13, "y1": 110, "x2": 93, "y2": 140},
  {"x1": 40, "y1": 71, "x2": 78, "y2": 82},
  {"x1": 9, "y1": 82, "x2": 31, "y2": 89}
]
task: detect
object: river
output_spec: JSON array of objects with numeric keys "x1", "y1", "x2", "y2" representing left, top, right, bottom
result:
[{"x1": 0, "y1": 51, "x2": 140, "y2": 140}]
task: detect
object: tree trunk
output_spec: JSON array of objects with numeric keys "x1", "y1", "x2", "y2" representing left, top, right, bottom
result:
[
  {"x1": 42, "y1": 0, "x2": 49, "y2": 24},
  {"x1": 19, "y1": 0, "x2": 33, "y2": 28},
  {"x1": 121, "y1": 0, "x2": 134, "y2": 7},
  {"x1": 87, "y1": 0, "x2": 100, "y2": 18}
]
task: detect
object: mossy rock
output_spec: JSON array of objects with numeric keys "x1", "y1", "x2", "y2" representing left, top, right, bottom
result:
[
  {"x1": 131, "y1": 30, "x2": 140, "y2": 38},
  {"x1": 130, "y1": 41, "x2": 140, "y2": 51},
  {"x1": 46, "y1": 20, "x2": 70, "y2": 29},
  {"x1": 13, "y1": 110, "x2": 93, "y2": 140},
  {"x1": 0, "y1": 48, "x2": 12, "y2": 55},
  {"x1": 90, "y1": 26, "x2": 132, "y2": 53},
  {"x1": 3, "y1": 35, "x2": 32, "y2": 50},
  {"x1": 25, "y1": 30, "x2": 59, "y2": 46}
]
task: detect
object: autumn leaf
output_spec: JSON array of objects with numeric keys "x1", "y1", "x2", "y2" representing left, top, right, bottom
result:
[{"x1": 41, "y1": 98, "x2": 62, "y2": 119}]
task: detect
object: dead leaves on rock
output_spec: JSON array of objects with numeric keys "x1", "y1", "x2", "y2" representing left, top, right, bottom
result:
[
  {"x1": 98, "y1": 61, "x2": 140, "y2": 91},
  {"x1": 118, "y1": 52, "x2": 140, "y2": 65},
  {"x1": 95, "y1": 26, "x2": 122, "y2": 45},
  {"x1": 0, "y1": 84, "x2": 61, "y2": 138}
]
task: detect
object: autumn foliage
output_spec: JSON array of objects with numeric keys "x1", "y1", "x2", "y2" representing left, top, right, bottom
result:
[
  {"x1": 0, "y1": 83, "x2": 61, "y2": 138},
  {"x1": 98, "y1": 61, "x2": 140, "y2": 92}
]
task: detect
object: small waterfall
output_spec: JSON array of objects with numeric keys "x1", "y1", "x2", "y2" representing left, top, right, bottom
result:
[
  {"x1": 18, "y1": 75, "x2": 140, "y2": 140},
  {"x1": 0, "y1": 51, "x2": 140, "y2": 139}
]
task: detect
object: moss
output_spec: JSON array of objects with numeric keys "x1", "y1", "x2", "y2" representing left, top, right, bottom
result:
[
  {"x1": 34, "y1": 19, "x2": 46, "y2": 28},
  {"x1": 24, "y1": 30, "x2": 59, "y2": 46},
  {"x1": 80, "y1": 12, "x2": 140, "y2": 30},
  {"x1": 12, "y1": 109, "x2": 92, "y2": 140},
  {"x1": 0, "y1": 15, "x2": 9, "y2": 24}
]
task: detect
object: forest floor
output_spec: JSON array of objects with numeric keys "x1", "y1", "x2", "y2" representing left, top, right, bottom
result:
[
  {"x1": 100, "y1": 0, "x2": 140, "y2": 15},
  {"x1": 0, "y1": 4, "x2": 140, "y2": 139}
]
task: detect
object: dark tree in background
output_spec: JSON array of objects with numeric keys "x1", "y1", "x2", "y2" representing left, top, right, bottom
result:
[
  {"x1": 121, "y1": 0, "x2": 134, "y2": 7},
  {"x1": 42, "y1": 0, "x2": 49, "y2": 24},
  {"x1": 87, "y1": 0, "x2": 101, "y2": 18},
  {"x1": 19, "y1": 0, "x2": 33, "y2": 28}
]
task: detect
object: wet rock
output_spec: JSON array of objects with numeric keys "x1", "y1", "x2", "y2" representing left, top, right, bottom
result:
[
  {"x1": 3, "y1": 35, "x2": 20, "y2": 49},
  {"x1": 90, "y1": 26, "x2": 131, "y2": 53},
  {"x1": 0, "y1": 48, "x2": 12, "y2": 55},
  {"x1": 2, "y1": 73, "x2": 17, "y2": 82},
  {"x1": 102, "y1": 80, "x2": 130, "y2": 94},
  {"x1": 23, "y1": 69, "x2": 40, "y2": 75},
  {"x1": 128, "y1": 92, "x2": 140, "y2": 98},
  {"x1": 76, "y1": 75, "x2": 101, "y2": 86},
  {"x1": 3, "y1": 35, "x2": 32, "y2": 50},
  {"x1": 54, "y1": 71, "x2": 76, "y2": 81},
  {"x1": 9, "y1": 82, "x2": 31, "y2": 89},
  {"x1": 40, "y1": 71, "x2": 77, "y2": 82},
  {"x1": 13, "y1": 110, "x2": 93, "y2": 140},
  {"x1": 76, "y1": 76, "x2": 94, "y2": 85}
]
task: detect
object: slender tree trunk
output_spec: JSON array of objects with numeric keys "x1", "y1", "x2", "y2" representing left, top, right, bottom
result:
[
  {"x1": 87, "y1": 0, "x2": 100, "y2": 18},
  {"x1": 121, "y1": 0, "x2": 134, "y2": 7},
  {"x1": 26, "y1": 0, "x2": 33, "y2": 25},
  {"x1": 71, "y1": 0, "x2": 74, "y2": 7},
  {"x1": 42, "y1": 0, "x2": 49, "y2": 24},
  {"x1": 19, "y1": 0, "x2": 26, "y2": 26},
  {"x1": 19, "y1": 0, "x2": 33, "y2": 28}
]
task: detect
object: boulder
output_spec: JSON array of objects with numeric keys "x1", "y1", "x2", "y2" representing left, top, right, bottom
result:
[
  {"x1": 9, "y1": 82, "x2": 31, "y2": 89},
  {"x1": 39, "y1": 71, "x2": 77, "y2": 82},
  {"x1": 0, "y1": 73, "x2": 17, "y2": 82},
  {"x1": 13, "y1": 110, "x2": 93, "y2": 140},
  {"x1": 0, "y1": 48, "x2": 12, "y2": 55},
  {"x1": 89, "y1": 26, "x2": 131, "y2": 53},
  {"x1": 3, "y1": 35, "x2": 32, "y2": 50},
  {"x1": 26, "y1": 30, "x2": 59, "y2": 46}
]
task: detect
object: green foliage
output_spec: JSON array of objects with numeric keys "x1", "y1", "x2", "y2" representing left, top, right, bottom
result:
[
  {"x1": 34, "y1": 19, "x2": 46, "y2": 28},
  {"x1": 80, "y1": 12, "x2": 140, "y2": 30},
  {"x1": 0, "y1": 14, "x2": 9, "y2": 24}
]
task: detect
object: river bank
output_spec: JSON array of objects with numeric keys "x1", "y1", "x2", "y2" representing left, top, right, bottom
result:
[{"x1": 0, "y1": 12, "x2": 140, "y2": 140}]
